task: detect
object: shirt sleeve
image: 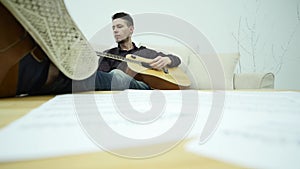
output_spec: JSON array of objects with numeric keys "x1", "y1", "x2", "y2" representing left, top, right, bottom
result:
[{"x1": 133, "y1": 46, "x2": 181, "y2": 68}]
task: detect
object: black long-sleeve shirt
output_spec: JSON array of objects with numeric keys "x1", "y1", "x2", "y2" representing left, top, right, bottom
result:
[{"x1": 98, "y1": 43, "x2": 181, "y2": 73}]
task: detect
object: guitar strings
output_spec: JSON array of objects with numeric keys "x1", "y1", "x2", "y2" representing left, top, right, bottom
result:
[{"x1": 95, "y1": 51, "x2": 142, "y2": 65}]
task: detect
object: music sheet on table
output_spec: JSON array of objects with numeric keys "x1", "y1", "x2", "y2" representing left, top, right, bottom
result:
[
  {"x1": 0, "y1": 90, "x2": 299, "y2": 169},
  {"x1": 185, "y1": 91, "x2": 300, "y2": 169}
]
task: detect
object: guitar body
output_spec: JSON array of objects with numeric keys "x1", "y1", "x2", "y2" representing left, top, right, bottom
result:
[{"x1": 125, "y1": 54, "x2": 191, "y2": 90}]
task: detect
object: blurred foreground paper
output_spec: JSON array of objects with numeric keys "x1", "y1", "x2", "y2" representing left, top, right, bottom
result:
[
  {"x1": 186, "y1": 91, "x2": 300, "y2": 169},
  {"x1": 1, "y1": 90, "x2": 299, "y2": 165},
  {"x1": 0, "y1": 90, "x2": 205, "y2": 161}
]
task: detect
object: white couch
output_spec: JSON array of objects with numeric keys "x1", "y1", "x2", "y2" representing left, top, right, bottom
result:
[{"x1": 141, "y1": 44, "x2": 274, "y2": 90}]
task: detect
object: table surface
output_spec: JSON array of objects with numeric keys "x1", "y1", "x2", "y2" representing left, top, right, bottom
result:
[{"x1": 0, "y1": 92, "x2": 243, "y2": 169}]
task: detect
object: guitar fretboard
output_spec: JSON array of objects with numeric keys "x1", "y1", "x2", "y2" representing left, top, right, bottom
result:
[{"x1": 95, "y1": 51, "x2": 142, "y2": 65}]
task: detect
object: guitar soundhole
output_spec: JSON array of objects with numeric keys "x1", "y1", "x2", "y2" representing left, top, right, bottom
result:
[{"x1": 142, "y1": 62, "x2": 151, "y2": 68}]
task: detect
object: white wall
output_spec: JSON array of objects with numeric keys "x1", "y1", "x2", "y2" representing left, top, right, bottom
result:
[{"x1": 65, "y1": 0, "x2": 300, "y2": 90}]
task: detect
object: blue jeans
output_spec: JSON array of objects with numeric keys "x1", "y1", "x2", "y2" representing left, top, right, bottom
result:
[{"x1": 107, "y1": 69, "x2": 150, "y2": 90}]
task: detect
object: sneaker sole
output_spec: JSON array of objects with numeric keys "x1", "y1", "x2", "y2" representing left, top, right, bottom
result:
[{"x1": 1, "y1": 0, "x2": 98, "y2": 80}]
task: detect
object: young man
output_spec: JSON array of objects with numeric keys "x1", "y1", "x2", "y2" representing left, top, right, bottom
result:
[
  {"x1": 98, "y1": 12, "x2": 182, "y2": 87},
  {"x1": 0, "y1": 1, "x2": 149, "y2": 97}
]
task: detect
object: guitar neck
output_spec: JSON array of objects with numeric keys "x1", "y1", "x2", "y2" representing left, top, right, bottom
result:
[{"x1": 95, "y1": 51, "x2": 142, "y2": 64}]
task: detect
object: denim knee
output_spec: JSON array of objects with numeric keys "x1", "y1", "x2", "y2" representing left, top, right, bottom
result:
[
  {"x1": 109, "y1": 69, "x2": 131, "y2": 89},
  {"x1": 109, "y1": 69, "x2": 150, "y2": 90}
]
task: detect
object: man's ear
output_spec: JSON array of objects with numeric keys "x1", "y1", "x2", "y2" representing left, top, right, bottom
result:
[{"x1": 129, "y1": 25, "x2": 134, "y2": 34}]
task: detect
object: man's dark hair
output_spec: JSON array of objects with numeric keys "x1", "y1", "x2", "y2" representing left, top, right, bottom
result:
[{"x1": 112, "y1": 12, "x2": 134, "y2": 26}]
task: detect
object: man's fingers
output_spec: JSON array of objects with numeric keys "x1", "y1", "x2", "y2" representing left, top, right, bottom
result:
[
  {"x1": 150, "y1": 59, "x2": 165, "y2": 69},
  {"x1": 149, "y1": 56, "x2": 161, "y2": 64},
  {"x1": 149, "y1": 56, "x2": 171, "y2": 69}
]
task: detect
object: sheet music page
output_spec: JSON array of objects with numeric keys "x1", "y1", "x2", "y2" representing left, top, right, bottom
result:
[
  {"x1": 1, "y1": 90, "x2": 299, "y2": 165},
  {"x1": 0, "y1": 90, "x2": 207, "y2": 162},
  {"x1": 185, "y1": 91, "x2": 300, "y2": 169}
]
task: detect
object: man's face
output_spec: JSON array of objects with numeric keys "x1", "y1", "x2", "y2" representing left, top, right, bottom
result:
[{"x1": 112, "y1": 18, "x2": 133, "y2": 43}]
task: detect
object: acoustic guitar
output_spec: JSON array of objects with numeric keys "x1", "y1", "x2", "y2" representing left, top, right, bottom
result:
[{"x1": 96, "y1": 51, "x2": 191, "y2": 90}]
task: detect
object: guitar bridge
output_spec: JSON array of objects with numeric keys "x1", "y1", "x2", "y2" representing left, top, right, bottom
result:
[{"x1": 163, "y1": 67, "x2": 169, "y2": 74}]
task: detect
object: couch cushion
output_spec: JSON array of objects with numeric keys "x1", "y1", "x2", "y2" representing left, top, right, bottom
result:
[
  {"x1": 187, "y1": 53, "x2": 240, "y2": 90},
  {"x1": 233, "y1": 72, "x2": 275, "y2": 89}
]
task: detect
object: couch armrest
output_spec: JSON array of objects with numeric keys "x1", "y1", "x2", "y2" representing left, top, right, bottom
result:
[{"x1": 233, "y1": 72, "x2": 275, "y2": 89}]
